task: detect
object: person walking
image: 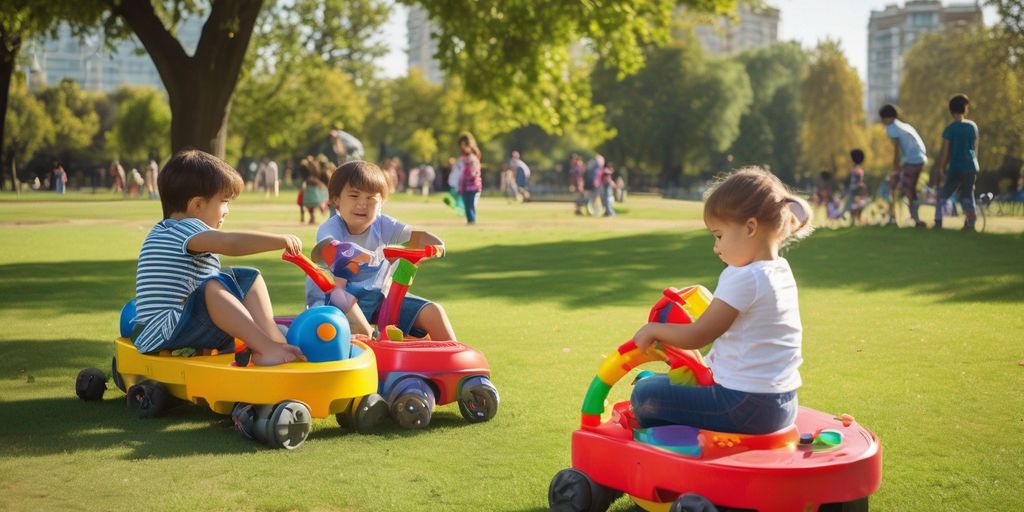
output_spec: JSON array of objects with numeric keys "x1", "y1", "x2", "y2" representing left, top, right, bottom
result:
[{"x1": 457, "y1": 133, "x2": 482, "y2": 225}]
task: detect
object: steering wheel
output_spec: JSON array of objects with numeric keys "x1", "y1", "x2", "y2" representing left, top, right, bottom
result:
[{"x1": 579, "y1": 340, "x2": 715, "y2": 428}]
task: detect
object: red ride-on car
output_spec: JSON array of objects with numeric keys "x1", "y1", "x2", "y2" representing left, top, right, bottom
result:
[
  {"x1": 549, "y1": 286, "x2": 882, "y2": 512},
  {"x1": 280, "y1": 244, "x2": 499, "y2": 430}
]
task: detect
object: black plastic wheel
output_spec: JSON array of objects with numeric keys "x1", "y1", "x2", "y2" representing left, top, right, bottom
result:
[
  {"x1": 818, "y1": 498, "x2": 869, "y2": 512},
  {"x1": 75, "y1": 368, "x2": 108, "y2": 401},
  {"x1": 111, "y1": 356, "x2": 126, "y2": 393},
  {"x1": 549, "y1": 468, "x2": 619, "y2": 512},
  {"x1": 231, "y1": 402, "x2": 257, "y2": 439},
  {"x1": 337, "y1": 393, "x2": 388, "y2": 433},
  {"x1": 458, "y1": 376, "x2": 499, "y2": 423},
  {"x1": 266, "y1": 400, "x2": 311, "y2": 450},
  {"x1": 126, "y1": 380, "x2": 168, "y2": 419},
  {"x1": 390, "y1": 389, "x2": 433, "y2": 429},
  {"x1": 669, "y1": 493, "x2": 719, "y2": 512}
]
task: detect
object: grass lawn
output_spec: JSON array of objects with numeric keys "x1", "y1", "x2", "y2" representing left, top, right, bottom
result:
[{"x1": 1, "y1": 191, "x2": 1022, "y2": 511}]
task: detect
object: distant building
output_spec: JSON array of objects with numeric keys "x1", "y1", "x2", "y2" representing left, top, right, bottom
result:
[
  {"x1": 26, "y1": 18, "x2": 202, "y2": 93},
  {"x1": 406, "y1": 5, "x2": 444, "y2": 84},
  {"x1": 867, "y1": 1, "x2": 982, "y2": 118},
  {"x1": 694, "y1": 4, "x2": 780, "y2": 56}
]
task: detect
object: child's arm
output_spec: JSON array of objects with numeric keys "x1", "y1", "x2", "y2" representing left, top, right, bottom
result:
[
  {"x1": 406, "y1": 230, "x2": 444, "y2": 249},
  {"x1": 935, "y1": 140, "x2": 951, "y2": 186},
  {"x1": 189, "y1": 231, "x2": 301, "y2": 257},
  {"x1": 633, "y1": 299, "x2": 739, "y2": 353},
  {"x1": 891, "y1": 139, "x2": 901, "y2": 171}
]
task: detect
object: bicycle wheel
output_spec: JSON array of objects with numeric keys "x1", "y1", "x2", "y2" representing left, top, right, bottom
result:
[{"x1": 863, "y1": 200, "x2": 888, "y2": 226}]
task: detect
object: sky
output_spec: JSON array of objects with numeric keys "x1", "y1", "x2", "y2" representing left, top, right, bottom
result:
[{"x1": 375, "y1": 1, "x2": 998, "y2": 81}]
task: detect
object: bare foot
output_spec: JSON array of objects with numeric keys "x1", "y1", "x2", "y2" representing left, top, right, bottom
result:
[{"x1": 253, "y1": 344, "x2": 305, "y2": 366}]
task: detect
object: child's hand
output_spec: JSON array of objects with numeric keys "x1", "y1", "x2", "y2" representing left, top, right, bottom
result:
[
  {"x1": 253, "y1": 343, "x2": 306, "y2": 366},
  {"x1": 633, "y1": 324, "x2": 658, "y2": 353},
  {"x1": 281, "y1": 234, "x2": 302, "y2": 256}
]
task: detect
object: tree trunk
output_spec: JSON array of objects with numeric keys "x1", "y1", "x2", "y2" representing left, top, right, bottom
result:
[
  {"x1": 0, "y1": 31, "x2": 21, "y2": 191},
  {"x1": 112, "y1": 0, "x2": 261, "y2": 158}
]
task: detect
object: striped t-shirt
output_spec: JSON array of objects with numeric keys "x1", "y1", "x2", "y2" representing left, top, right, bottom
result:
[{"x1": 133, "y1": 218, "x2": 220, "y2": 352}]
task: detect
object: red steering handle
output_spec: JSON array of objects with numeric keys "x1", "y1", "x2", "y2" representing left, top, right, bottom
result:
[{"x1": 382, "y1": 245, "x2": 443, "y2": 264}]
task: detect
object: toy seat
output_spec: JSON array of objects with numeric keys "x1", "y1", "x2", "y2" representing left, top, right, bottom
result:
[
  {"x1": 636, "y1": 422, "x2": 801, "y2": 459},
  {"x1": 613, "y1": 400, "x2": 801, "y2": 459}
]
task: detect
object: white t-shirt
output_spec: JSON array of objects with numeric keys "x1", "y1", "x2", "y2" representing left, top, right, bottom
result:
[
  {"x1": 305, "y1": 213, "x2": 412, "y2": 307},
  {"x1": 886, "y1": 119, "x2": 928, "y2": 166},
  {"x1": 705, "y1": 258, "x2": 803, "y2": 394}
]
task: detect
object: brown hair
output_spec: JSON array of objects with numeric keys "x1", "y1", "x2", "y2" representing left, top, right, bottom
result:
[
  {"x1": 328, "y1": 160, "x2": 390, "y2": 200},
  {"x1": 704, "y1": 167, "x2": 813, "y2": 246},
  {"x1": 157, "y1": 149, "x2": 243, "y2": 219},
  {"x1": 458, "y1": 132, "x2": 481, "y2": 159}
]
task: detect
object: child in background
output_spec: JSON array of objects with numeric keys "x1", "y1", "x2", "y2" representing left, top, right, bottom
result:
[
  {"x1": 879, "y1": 103, "x2": 928, "y2": 227},
  {"x1": 933, "y1": 94, "x2": 980, "y2": 231},
  {"x1": 845, "y1": 149, "x2": 869, "y2": 225},
  {"x1": 631, "y1": 167, "x2": 813, "y2": 434},
  {"x1": 133, "y1": 150, "x2": 304, "y2": 366},
  {"x1": 457, "y1": 133, "x2": 483, "y2": 224},
  {"x1": 302, "y1": 166, "x2": 329, "y2": 225},
  {"x1": 306, "y1": 160, "x2": 457, "y2": 341}
]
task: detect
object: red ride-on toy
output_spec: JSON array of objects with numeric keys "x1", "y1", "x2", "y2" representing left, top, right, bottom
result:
[
  {"x1": 549, "y1": 286, "x2": 882, "y2": 512},
  {"x1": 281, "y1": 243, "x2": 499, "y2": 430}
]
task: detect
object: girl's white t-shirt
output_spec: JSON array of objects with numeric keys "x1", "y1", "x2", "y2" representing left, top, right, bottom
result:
[{"x1": 705, "y1": 258, "x2": 803, "y2": 394}]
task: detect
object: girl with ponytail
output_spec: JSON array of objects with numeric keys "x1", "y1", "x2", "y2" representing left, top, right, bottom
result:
[{"x1": 631, "y1": 167, "x2": 814, "y2": 435}]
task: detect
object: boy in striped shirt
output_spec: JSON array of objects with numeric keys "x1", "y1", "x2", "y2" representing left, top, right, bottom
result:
[{"x1": 133, "y1": 150, "x2": 305, "y2": 366}]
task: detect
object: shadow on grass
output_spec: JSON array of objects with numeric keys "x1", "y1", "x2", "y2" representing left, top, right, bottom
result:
[
  {"x1": 417, "y1": 227, "x2": 1024, "y2": 307},
  {"x1": 0, "y1": 395, "x2": 261, "y2": 459},
  {"x1": 1, "y1": 227, "x2": 1021, "y2": 321}
]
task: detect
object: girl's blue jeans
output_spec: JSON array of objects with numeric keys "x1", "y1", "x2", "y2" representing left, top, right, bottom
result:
[
  {"x1": 462, "y1": 191, "x2": 479, "y2": 224},
  {"x1": 631, "y1": 375, "x2": 797, "y2": 434}
]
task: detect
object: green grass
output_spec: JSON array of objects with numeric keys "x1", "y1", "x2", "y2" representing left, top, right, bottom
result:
[{"x1": 1, "y1": 192, "x2": 1022, "y2": 511}]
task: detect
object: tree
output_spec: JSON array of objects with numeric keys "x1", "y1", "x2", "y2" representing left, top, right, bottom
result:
[
  {"x1": 36, "y1": 79, "x2": 100, "y2": 160},
  {"x1": 728, "y1": 42, "x2": 807, "y2": 183},
  {"x1": 899, "y1": 27, "x2": 1022, "y2": 172},
  {"x1": 800, "y1": 40, "x2": 865, "y2": 177},
  {"x1": 2, "y1": 78, "x2": 53, "y2": 189},
  {"x1": 593, "y1": 34, "x2": 751, "y2": 185},
  {"x1": 106, "y1": 87, "x2": 171, "y2": 163},
  {"x1": 16, "y1": 0, "x2": 732, "y2": 161},
  {"x1": 988, "y1": 0, "x2": 1024, "y2": 59},
  {"x1": 0, "y1": 1, "x2": 103, "y2": 189},
  {"x1": 231, "y1": 65, "x2": 367, "y2": 164}
]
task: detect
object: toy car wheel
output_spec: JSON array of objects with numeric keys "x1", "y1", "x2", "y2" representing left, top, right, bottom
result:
[
  {"x1": 669, "y1": 493, "x2": 718, "y2": 512},
  {"x1": 75, "y1": 368, "x2": 107, "y2": 401},
  {"x1": 265, "y1": 400, "x2": 311, "y2": 450},
  {"x1": 127, "y1": 380, "x2": 168, "y2": 419},
  {"x1": 818, "y1": 498, "x2": 869, "y2": 512},
  {"x1": 549, "y1": 468, "x2": 619, "y2": 512},
  {"x1": 389, "y1": 379, "x2": 435, "y2": 429},
  {"x1": 336, "y1": 393, "x2": 388, "y2": 433},
  {"x1": 231, "y1": 402, "x2": 257, "y2": 439},
  {"x1": 458, "y1": 376, "x2": 499, "y2": 423},
  {"x1": 111, "y1": 356, "x2": 126, "y2": 393}
]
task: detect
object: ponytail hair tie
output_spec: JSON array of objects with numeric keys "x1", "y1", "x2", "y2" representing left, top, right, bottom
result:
[{"x1": 787, "y1": 199, "x2": 808, "y2": 225}]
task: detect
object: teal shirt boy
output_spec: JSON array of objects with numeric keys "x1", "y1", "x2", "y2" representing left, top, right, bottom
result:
[{"x1": 941, "y1": 119, "x2": 979, "y2": 174}]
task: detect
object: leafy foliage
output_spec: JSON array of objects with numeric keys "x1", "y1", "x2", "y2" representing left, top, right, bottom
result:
[
  {"x1": 800, "y1": 40, "x2": 865, "y2": 176},
  {"x1": 106, "y1": 87, "x2": 171, "y2": 162},
  {"x1": 593, "y1": 31, "x2": 751, "y2": 184},
  {"x1": 411, "y1": 0, "x2": 734, "y2": 133},
  {"x1": 2, "y1": 78, "x2": 53, "y2": 167},
  {"x1": 899, "y1": 27, "x2": 1023, "y2": 171},
  {"x1": 728, "y1": 41, "x2": 807, "y2": 183}
]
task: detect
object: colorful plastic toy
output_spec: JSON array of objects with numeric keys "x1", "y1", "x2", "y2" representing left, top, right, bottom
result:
[
  {"x1": 75, "y1": 253, "x2": 388, "y2": 450},
  {"x1": 549, "y1": 286, "x2": 882, "y2": 512},
  {"x1": 280, "y1": 243, "x2": 499, "y2": 430}
]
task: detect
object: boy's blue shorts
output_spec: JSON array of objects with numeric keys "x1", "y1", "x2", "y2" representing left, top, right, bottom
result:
[
  {"x1": 137, "y1": 267, "x2": 260, "y2": 353},
  {"x1": 356, "y1": 290, "x2": 431, "y2": 339}
]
